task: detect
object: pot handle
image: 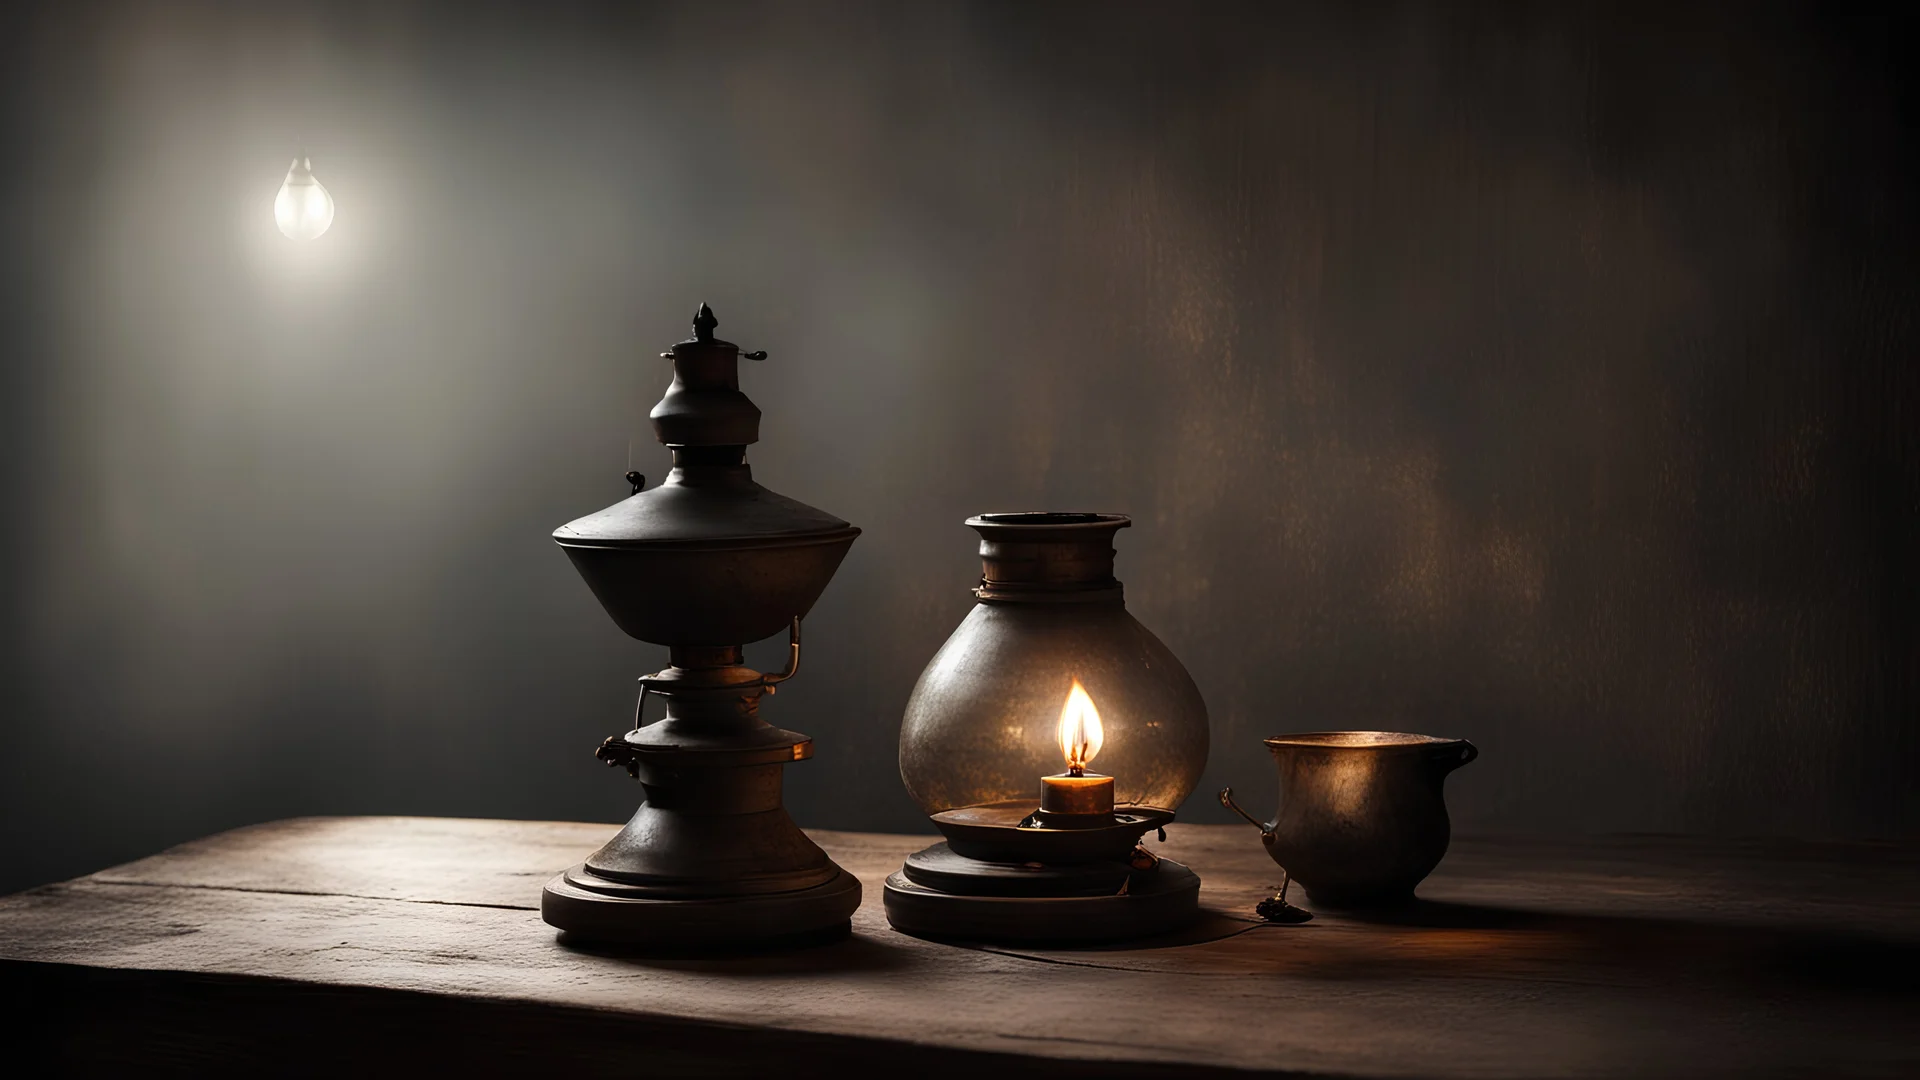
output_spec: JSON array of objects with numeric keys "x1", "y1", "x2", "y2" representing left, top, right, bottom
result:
[
  {"x1": 1433, "y1": 740, "x2": 1479, "y2": 773},
  {"x1": 1218, "y1": 788, "x2": 1276, "y2": 841}
]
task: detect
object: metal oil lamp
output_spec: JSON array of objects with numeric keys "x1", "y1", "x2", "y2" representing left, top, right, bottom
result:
[
  {"x1": 541, "y1": 303, "x2": 862, "y2": 948},
  {"x1": 884, "y1": 513, "x2": 1210, "y2": 943}
]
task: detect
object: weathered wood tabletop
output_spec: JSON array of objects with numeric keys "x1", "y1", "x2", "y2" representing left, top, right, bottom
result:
[{"x1": 2, "y1": 818, "x2": 1914, "y2": 1077}]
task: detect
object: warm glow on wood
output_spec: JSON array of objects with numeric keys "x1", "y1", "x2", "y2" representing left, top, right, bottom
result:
[{"x1": 1056, "y1": 679, "x2": 1104, "y2": 775}]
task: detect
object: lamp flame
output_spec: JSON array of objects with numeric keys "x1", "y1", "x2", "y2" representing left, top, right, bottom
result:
[{"x1": 1056, "y1": 679, "x2": 1104, "y2": 776}]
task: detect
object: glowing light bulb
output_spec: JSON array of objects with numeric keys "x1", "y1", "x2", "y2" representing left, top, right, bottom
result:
[{"x1": 274, "y1": 155, "x2": 335, "y2": 240}]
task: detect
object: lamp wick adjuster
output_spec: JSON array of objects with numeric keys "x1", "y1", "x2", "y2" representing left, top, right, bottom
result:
[{"x1": 595, "y1": 735, "x2": 641, "y2": 779}]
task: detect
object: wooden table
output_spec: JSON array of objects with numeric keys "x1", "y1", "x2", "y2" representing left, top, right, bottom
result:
[{"x1": 3, "y1": 818, "x2": 1915, "y2": 1077}]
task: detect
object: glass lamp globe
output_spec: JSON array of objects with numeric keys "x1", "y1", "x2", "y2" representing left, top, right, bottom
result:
[
  {"x1": 274, "y1": 155, "x2": 335, "y2": 240},
  {"x1": 899, "y1": 513, "x2": 1209, "y2": 817}
]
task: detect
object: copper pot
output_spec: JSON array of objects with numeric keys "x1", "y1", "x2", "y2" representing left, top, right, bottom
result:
[{"x1": 1220, "y1": 732, "x2": 1477, "y2": 909}]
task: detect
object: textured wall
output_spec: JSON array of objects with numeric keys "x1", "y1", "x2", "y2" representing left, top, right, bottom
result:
[{"x1": 2, "y1": 1, "x2": 1915, "y2": 893}]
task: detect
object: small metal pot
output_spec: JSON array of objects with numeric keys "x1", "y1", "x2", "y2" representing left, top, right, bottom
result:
[{"x1": 1220, "y1": 732, "x2": 1477, "y2": 909}]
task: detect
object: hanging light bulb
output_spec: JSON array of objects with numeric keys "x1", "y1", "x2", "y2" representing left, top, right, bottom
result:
[{"x1": 274, "y1": 155, "x2": 335, "y2": 240}]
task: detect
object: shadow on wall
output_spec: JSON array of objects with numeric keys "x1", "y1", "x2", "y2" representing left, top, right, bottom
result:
[{"x1": 1, "y1": 0, "x2": 1915, "y2": 893}]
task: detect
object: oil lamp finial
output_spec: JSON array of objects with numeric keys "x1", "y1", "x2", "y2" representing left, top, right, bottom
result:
[{"x1": 692, "y1": 302, "x2": 718, "y2": 341}]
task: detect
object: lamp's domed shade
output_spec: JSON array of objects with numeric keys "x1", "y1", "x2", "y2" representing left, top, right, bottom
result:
[{"x1": 899, "y1": 514, "x2": 1208, "y2": 816}]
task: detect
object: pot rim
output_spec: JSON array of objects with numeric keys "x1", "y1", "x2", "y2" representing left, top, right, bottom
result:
[
  {"x1": 965, "y1": 511, "x2": 1131, "y2": 531},
  {"x1": 1263, "y1": 731, "x2": 1468, "y2": 752}
]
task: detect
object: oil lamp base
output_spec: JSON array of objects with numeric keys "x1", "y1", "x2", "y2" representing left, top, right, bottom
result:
[
  {"x1": 542, "y1": 864, "x2": 861, "y2": 950},
  {"x1": 881, "y1": 843, "x2": 1201, "y2": 944}
]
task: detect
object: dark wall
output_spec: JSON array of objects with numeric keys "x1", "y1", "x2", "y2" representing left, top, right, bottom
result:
[{"x1": 3, "y1": 1, "x2": 1916, "y2": 894}]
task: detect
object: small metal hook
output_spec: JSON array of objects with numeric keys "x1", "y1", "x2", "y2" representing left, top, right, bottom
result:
[
  {"x1": 1218, "y1": 787, "x2": 1273, "y2": 837},
  {"x1": 758, "y1": 616, "x2": 802, "y2": 690},
  {"x1": 632, "y1": 679, "x2": 652, "y2": 730}
]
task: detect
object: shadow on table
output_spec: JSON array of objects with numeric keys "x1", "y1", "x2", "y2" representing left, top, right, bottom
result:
[
  {"x1": 1318, "y1": 898, "x2": 1920, "y2": 994},
  {"x1": 554, "y1": 924, "x2": 922, "y2": 974},
  {"x1": 904, "y1": 911, "x2": 1259, "y2": 956}
]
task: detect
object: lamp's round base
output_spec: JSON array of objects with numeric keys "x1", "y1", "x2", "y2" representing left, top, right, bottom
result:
[
  {"x1": 542, "y1": 864, "x2": 861, "y2": 950},
  {"x1": 902, "y1": 843, "x2": 1132, "y2": 896},
  {"x1": 882, "y1": 844, "x2": 1201, "y2": 944}
]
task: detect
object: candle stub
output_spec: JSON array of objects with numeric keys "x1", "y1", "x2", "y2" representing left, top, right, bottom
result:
[{"x1": 1041, "y1": 771, "x2": 1115, "y2": 816}]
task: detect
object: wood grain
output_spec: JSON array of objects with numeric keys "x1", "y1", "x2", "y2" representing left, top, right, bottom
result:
[{"x1": 3, "y1": 818, "x2": 1915, "y2": 1077}]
